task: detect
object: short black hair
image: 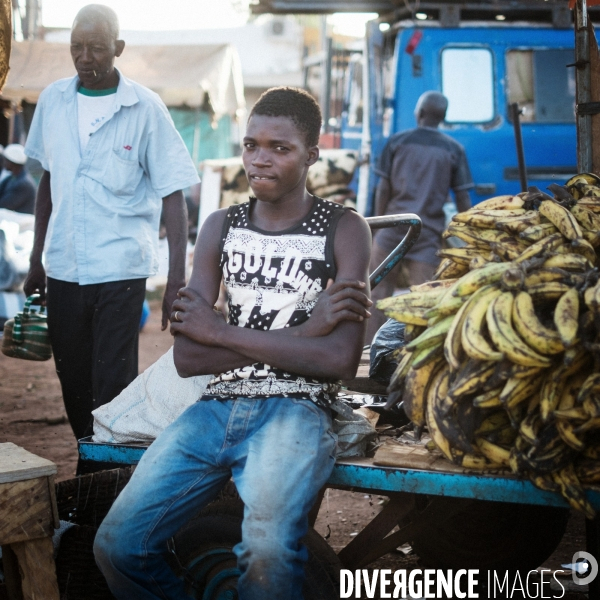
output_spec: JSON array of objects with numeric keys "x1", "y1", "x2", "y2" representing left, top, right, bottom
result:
[
  {"x1": 73, "y1": 4, "x2": 120, "y2": 40},
  {"x1": 249, "y1": 87, "x2": 322, "y2": 147}
]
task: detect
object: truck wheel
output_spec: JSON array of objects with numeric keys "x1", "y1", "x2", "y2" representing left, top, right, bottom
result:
[
  {"x1": 171, "y1": 501, "x2": 341, "y2": 600},
  {"x1": 410, "y1": 496, "x2": 569, "y2": 571}
]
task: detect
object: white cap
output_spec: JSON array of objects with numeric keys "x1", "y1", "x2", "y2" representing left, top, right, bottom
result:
[{"x1": 3, "y1": 144, "x2": 27, "y2": 165}]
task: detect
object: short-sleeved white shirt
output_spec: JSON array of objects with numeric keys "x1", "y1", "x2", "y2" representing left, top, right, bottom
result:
[{"x1": 25, "y1": 70, "x2": 200, "y2": 285}]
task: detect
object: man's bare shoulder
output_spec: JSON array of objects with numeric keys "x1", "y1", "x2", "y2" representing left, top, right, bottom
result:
[{"x1": 336, "y1": 208, "x2": 371, "y2": 247}]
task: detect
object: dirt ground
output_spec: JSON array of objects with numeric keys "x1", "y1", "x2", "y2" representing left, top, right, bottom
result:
[{"x1": 0, "y1": 300, "x2": 592, "y2": 598}]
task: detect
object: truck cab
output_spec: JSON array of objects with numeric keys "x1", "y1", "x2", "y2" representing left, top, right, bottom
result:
[{"x1": 341, "y1": 2, "x2": 590, "y2": 215}]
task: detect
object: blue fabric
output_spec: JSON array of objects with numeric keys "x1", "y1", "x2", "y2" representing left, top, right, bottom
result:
[
  {"x1": 94, "y1": 397, "x2": 337, "y2": 600},
  {"x1": 0, "y1": 170, "x2": 36, "y2": 214},
  {"x1": 24, "y1": 70, "x2": 200, "y2": 285}
]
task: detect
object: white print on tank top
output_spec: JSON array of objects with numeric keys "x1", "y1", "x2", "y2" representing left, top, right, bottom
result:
[{"x1": 203, "y1": 198, "x2": 347, "y2": 408}]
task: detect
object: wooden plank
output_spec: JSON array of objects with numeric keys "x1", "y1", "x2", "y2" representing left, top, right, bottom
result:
[
  {"x1": 0, "y1": 444, "x2": 56, "y2": 484},
  {"x1": 47, "y1": 476, "x2": 59, "y2": 529},
  {"x1": 10, "y1": 537, "x2": 59, "y2": 600},
  {"x1": 0, "y1": 478, "x2": 55, "y2": 544},
  {"x1": 373, "y1": 439, "x2": 511, "y2": 477}
]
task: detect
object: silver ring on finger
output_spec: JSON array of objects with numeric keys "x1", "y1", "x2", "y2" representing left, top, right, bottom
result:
[{"x1": 175, "y1": 311, "x2": 181, "y2": 322}]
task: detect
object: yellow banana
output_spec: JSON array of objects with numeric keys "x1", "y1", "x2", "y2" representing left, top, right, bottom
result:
[
  {"x1": 453, "y1": 208, "x2": 526, "y2": 228},
  {"x1": 512, "y1": 291, "x2": 565, "y2": 355},
  {"x1": 451, "y1": 262, "x2": 514, "y2": 297},
  {"x1": 495, "y1": 211, "x2": 541, "y2": 234},
  {"x1": 519, "y1": 222, "x2": 558, "y2": 243},
  {"x1": 437, "y1": 247, "x2": 491, "y2": 265},
  {"x1": 469, "y1": 256, "x2": 491, "y2": 270},
  {"x1": 527, "y1": 281, "x2": 571, "y2": 301},
  {"x1": 554, "y1": 287, "x2": 579, "y2": 347},
  {"x1": 448, "y1": 359, "x2": 497, "y2": 400},
  {"x1": 509, "y1": 364, "x2": 543, "y2": 380},
  {"x1": 461, "y1": 287, "x2": 503, "y2": 361},
  {"x1": 426, "y1": 367, "x2": 453, "y2": 460},
  {"x1": 566, "y1": 173, "x2": 600, "y2": 187},
  {"x1": 387, "y1": 348, "x2": 414, "y2": 392},
  {"x1": 576, "y1": 197, "x2": 600, "y2": 212},
  {"x1": 409, "y1": 278, "x2": 458, "y2": 293},
  {"x1": 540, "y1": 369, "x2": 567, "y2": 422},
  {"x1": 582, "y1": 229, "x2": 600, "y2": 248},
  {"x1": 490, "y1": 240, "x2": 529, "y2": 262},
  {"x1": 553, "y1": 466, "x2": 595, "y2": 519},
  {"x1": 476, "y1": 438, "x2": 511, "y2": 467},
  {"x1": 500, "y1": 375, "x2": 542, "y2": 409},
  {"x1": 570, "y1": 237, "x2": 597, "y2": 265},
  {"x1": 486, "y1": 292, "x2": 552, "y2": 367},
  {"x1": 570, "y1": 203, "x2": 600, "y2": 231},
  {"x1": 442, "y1": 295, "x2": 475, "y2": 372},
  {"x1": 433, "y1": 257, "x2": 469, "y2": 280},
  {"x1": 411, "y1": 341, "x2": 444, "y2": 369},
  {"x1": 542, "y1": 253, "x2": 591, "y2": 271},
  {"x1": 514, "y1": 232, "x2": 565, "y2": 263},
  {"x1": 401, "y1": 356, "x2": 445, "y2": 427},
  {"x1": 474, "y1": 195, "x2": 524, "y2": 210},
  {"x1": 523, "y1": 268, "x2": 569, "y2": 287},
  {"x1": 403, "y1": 323, "x2": 425, "y2": 342},
  {"x1": 405, "y1": 314, "x2": 454, "y2": 351},
  {"x1": 472, "y1": 388, "x2": 502, "y2": 408},
  {"x1": 556, "y1": 419, "x2": 586, "y2": 451},
  {"x1": 538, "y1": 200, "x2": 583, "y2": 240}
]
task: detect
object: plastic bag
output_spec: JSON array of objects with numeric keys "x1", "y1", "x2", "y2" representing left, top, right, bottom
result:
[{"x1": 369, "y1": 318, "x2": 406, "y2": 385}]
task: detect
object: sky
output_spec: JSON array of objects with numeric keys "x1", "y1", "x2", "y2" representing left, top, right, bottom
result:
[{"x1": 40, "y1": 0, "x2": 375, "y2": 36}]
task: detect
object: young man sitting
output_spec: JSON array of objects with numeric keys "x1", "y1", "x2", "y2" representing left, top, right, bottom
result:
[{"x1": 94, "y1": 87, "x2": 372, "y2": 600}]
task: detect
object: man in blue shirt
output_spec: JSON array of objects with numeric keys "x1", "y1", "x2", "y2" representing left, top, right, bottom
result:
[
  {"x1": 23, "y1": 4, "x2": 199, "y2": 458},
  {"x1": 0, "y1": 144, "x2": 36, "y2": 214}
]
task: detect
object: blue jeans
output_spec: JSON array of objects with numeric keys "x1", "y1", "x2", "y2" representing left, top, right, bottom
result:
[{"x1": 94, "y1": 397, "x2": 337, "y2": 600}]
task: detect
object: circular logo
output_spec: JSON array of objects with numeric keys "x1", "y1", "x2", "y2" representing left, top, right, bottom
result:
[{"x1": 572, "y1": 551, "x2": 599, "y2": 586}]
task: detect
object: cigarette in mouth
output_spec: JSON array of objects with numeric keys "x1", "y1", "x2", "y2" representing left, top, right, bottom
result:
[{"x1": 93, "y1": 70, "x2": 97, "y2": 76}]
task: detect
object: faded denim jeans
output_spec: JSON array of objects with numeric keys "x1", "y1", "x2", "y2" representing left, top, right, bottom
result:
[{"x1": 94, "y1": 397, "x2": 337, "y2": 600}]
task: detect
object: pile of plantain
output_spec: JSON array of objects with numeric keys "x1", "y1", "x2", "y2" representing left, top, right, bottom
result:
[{"x1": 378, "y1": 174, "x2": 600, "y2": 517}]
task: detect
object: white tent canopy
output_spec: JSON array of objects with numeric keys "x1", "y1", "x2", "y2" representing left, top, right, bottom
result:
[{"x1": 2, "y1": 41, "x2": 245, "y2": 119}]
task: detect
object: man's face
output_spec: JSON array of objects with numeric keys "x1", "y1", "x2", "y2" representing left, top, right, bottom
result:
[
  {"x1": 70, "y1": 20, "x2": 124, "y2": 89},
  {"x1": 242, "y1": 115, "x2": 318, "y2": 204}
]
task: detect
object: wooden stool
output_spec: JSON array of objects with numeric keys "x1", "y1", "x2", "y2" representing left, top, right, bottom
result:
[{"x1": 0, "y1": 443, "x2": 59, "y2": 600}]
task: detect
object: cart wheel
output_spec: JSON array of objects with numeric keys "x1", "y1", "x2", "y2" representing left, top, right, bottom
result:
[
  {"x1": 171, "y1": 500, "x2": 341, "y2": 600},
  {"x1": 410, "y1": 496, "x2": 569, "y2": 571}
]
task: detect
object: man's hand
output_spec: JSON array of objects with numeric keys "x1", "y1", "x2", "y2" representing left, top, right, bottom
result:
[
  {"x1": 170, "y1": 287, "x2": 226, "y2": 346},
  {"x1": 162, "y1": 276, "x2": 185, "y2": 331},
  {"x1": 300, "y1": 279, "x2": 372, "y2": 338},
  {"x1": 23, "y1": 261, "x2": 47, "y2": 304}
]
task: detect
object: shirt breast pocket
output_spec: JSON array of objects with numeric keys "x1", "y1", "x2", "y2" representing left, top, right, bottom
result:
[{"x1": 103, "y1": 149, "x2": 144, "y2": 198}]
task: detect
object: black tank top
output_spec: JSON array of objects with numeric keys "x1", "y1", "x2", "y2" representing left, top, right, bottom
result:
[{"x1": 202, "y1": 196, "x2": 349, "y2": 409}]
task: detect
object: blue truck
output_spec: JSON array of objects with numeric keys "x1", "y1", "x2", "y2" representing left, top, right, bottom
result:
[{"x1": 338, "y1": 1, "x2": 593, "y2": 215}]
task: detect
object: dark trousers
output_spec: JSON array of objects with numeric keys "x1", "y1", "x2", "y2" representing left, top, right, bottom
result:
[{"x1": 46, "y1": 277, "x2": 146, "y2": 442}]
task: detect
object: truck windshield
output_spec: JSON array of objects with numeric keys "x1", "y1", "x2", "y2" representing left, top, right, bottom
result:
[
  {"x1": 506, "y1": 49, "x2": 575, "y2": 123},
  {"x1": 441, "y1": 47, "x2": 494, "y2": 123}
]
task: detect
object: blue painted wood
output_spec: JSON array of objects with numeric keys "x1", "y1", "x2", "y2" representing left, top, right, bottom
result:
[{"x1": 78, "y1": 439, "x2": 600, "y2": 509}]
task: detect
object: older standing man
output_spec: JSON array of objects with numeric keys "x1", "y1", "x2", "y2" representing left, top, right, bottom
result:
[
  {"x1": 23, "y1": 4, "x2": 199, "y2": 457},
  {"x1": 366, "y1": 91, "x2": 474, "y2": 342}
]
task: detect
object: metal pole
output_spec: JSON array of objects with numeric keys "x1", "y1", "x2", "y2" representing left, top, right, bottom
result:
[
  {"x1": 510, "y1": 102, "x2": 528, "y2": 192},
  {"x1": 322, "y1": 37, "x2": 333, "y2": 134},
  {"x1": 576, "y1": 0, "x2": 593, "y2": 173}
]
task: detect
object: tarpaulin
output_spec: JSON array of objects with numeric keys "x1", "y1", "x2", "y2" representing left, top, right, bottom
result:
[{"x1": 2, "y1": 41, "x2": 245, "y2": 119}]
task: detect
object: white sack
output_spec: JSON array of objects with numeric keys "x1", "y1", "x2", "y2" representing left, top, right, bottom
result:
[{"x1": 92, "y1": 347, "x2": 212, "y2": 443}]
